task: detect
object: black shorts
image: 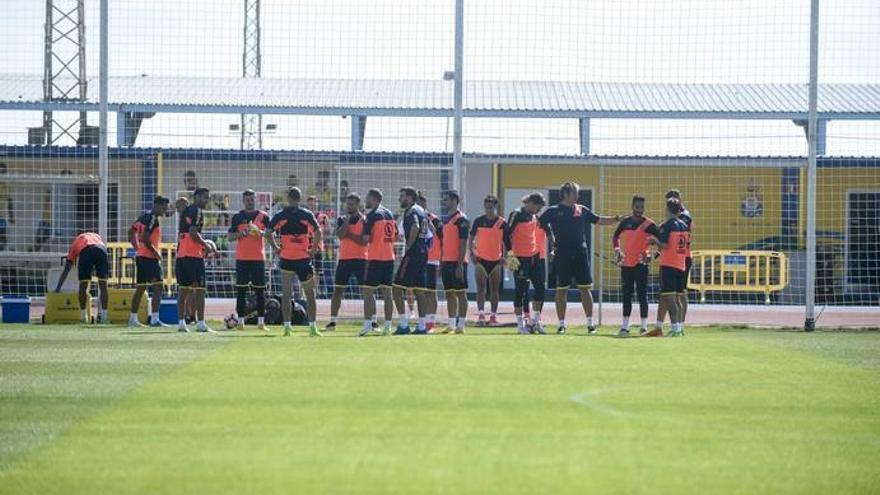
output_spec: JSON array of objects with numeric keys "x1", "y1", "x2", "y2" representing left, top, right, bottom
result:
[
  {"x1": 441, "y1": 261, "x2": 468, "y2": 292},
  {"x1": 78, "y1": 245, "x2": 109, "y2": 281},
  {"x1": 312, "y1": 252, "x2": 324, "y2": 272},
  {"x1": 515, "y1": 255, "x2": 542, "y2": 283},
  {"x1": 135, "y1": 256, "x2": 163, "y2": 285},
  {"x1": 425, "y1": 263, "x2": 439, "y2": 291},
  {"x1": 279, "y1": 258, "x2": 314, "y2": 282},
  {"x1": 236, "y1": 260, "x2": 266, "y2": 288},
  {"x1": 176, "y1": 257, "x2": 206, "y2": 287},
  {"x1": 554, "y1": 249, "x2": 592, "y2": 289},
  {"x1": 660, "y1": 266, "x2": 687, "y2": 294},
  {"x1": 335, "y1": 259, "x2": 365, "y2": 287},
  {"x1": 364, "y1": 260, "x2": 394, "y2": 288},
  {"x1": 475, "y1": 258, "x2": 501, "y2": 276},
  {"x1": 394, "y1": 250, "x2": 428, "y2": 289},
  {"x1": 545, "y1": 256, "x2": 555, "y2": 289}
]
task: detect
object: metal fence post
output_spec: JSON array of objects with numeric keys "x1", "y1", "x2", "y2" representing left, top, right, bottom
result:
[
  {"x1": 98, "y1": 0, "x2": 109, "y2": 240},
  {"x1": 804, "y1": 0, "x2": 819, "y2": 331}
]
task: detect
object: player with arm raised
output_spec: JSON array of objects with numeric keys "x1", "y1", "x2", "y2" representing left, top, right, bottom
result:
[
  {"x1": 128, "y1": 195, "x2": 170, "y2": 327},
  {"x1": 54, "y1": 232, "x2": 110, "y2": 323},
  {"x1": 392, "y1": 186, "x2": 432, "y2": 335},
  {"x1": 327, "y1": 192, "x2": 367, "y2": 333},
  {"x1": 360, "y1": 188, "x2": 397, "y2": 336},
  {"x1": 611, "y1": 194, "x2": 660, "y2": 336},
  {"x1": 227, "y1": 189, "x2": 270, "y2": 331},
  {"x1": 176, "y1": 188, "x2": 215, "y2": 333},
  {"x1": 469, "y1": 195, "x2": 506, "y2": 326},
  {"x1": 417, "y1": 192, "x2": 442, "y2": 332},
  {"x1": 505, "y1": 192, "x2": 547, "y2": 334},
  {"x1": 439, "y1": 190, "x2": 470, "y2": 334},
  {"x1": 265, "y1": 187, "x2": 322, "y2": 337},
  {"x1": 539, "y1": 182, "x2": 622, "y2": 335},
  {"x1": 647, "y1": 198, "x2": 690, "y2": 337}
]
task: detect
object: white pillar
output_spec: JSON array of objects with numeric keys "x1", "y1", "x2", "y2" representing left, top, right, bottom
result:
[
  {"x1": 452, "y1": 0, "x2": 464, "y2": 200},
  {"x1": 98, "y1": 0, "x2": 109, "y2": 240},
  {"x1": 804, "y1": 0, "x2": 819, "y2": 331}
]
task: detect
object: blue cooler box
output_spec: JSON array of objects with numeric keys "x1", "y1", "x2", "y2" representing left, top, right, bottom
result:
[
  {"x1": 2, "y1": 296, "x2": 31, "y2": 324},
  {"x1": 159, "y1": 298, "x2": 178, "y2": 324}
]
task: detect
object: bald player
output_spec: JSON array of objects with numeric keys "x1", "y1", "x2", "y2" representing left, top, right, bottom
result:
[
  {"x1": 360, "y1": 188, "x2": 398, "y2": 336},
  {"x1": 612, "y1": 194, "x2": 660, "y2": 336},
  {"x1": 539, "y1": 182, "x2": 621, "y2": 335},
  {"x1": 227, "y1": 189, "x2": 270, "y2": 331}
]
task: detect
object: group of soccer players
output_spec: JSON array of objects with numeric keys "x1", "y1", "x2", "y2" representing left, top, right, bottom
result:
[{"x1": 58, "y1": 179, "x2": 692, "y2": 338}]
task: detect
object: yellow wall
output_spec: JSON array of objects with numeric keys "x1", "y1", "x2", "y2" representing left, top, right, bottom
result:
[{"x1": 816, "y1": 168, "x2": 880, "y2": 235}]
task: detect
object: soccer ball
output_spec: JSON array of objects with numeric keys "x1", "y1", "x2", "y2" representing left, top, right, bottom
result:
[
  {"x1": 223, "y1": 313, "x2": 239, "y2": 329},
  {"x1": 204, "y1": 239, "x2": 218, "y2": 258}
]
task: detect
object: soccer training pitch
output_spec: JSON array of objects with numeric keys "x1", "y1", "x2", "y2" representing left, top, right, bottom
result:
[{"x1": 1, "y1": 324, "x2": 878, "y2": 494}]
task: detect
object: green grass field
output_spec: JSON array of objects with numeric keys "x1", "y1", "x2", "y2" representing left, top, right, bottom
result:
[{"x1": 1, "y1": 324, "x2": 879, "y2": 494}]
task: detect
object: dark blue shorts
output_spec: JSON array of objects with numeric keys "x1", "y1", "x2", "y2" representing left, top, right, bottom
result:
[
  {"x1": 554, "y1": 249, "x2": 592, "y2": 289},
  {"x1": 176, "y1": 257, "x2": 206, "y2": 287},
  {"x1": 660, "y1": 266, "x2": 687, "y2": 294},
  {"x1": 335, "y1": 259, "x2": 365, "y2": 287},
  {"x1": 425, "y1": 263, "x2": 439, "y2": 291},
  {"x1": 279, "y1": 258, "x2": 314, "y2": 282},
  {"x1": 78, "y1": 245, "x2": 110, "y2": 281},
  {"x1": 441, "y1": 261, "x2": 468, "y2": 292},
  {"x1": 135, "y1": 256, "x2": 163, "y2": 285},
  {"x1": 364, "y1": 260, "x2": 394, "y2": 288},
  {"x1": 394, "y1": 250, "x2": 428, "y2": 289},
  {"x1": 236, "y1": 260, "x2": 266, "y2": 288}
]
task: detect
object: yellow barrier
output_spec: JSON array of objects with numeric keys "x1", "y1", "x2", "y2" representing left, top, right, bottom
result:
[
  {"x1": 105, "y1": 242, "x2": 177, "y2": 292},
  {"x1": 688, "y1": 250, "x2": 789, "y2": 304}
]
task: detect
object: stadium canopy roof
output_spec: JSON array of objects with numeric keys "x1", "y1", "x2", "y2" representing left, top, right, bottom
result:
[{"x1": 2, "y1": 75, "x2": 880, "y2": 120}]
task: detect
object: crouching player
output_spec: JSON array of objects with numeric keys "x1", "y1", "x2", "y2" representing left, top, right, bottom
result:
[
  {"x1": 54, "y1": 232, "x2": 110, "y2": 323},
  {"x1": 265, "y1": 187, "x2": 322, "y2": 336},
  {"x1": 327, "y1": 193, "x2": 367, "y2": 332},
  {"x1": 128, "y1": 195, "x2": 170, "y2": 327},
  {"x1": 647, "y1": 198, "x2": 690, "y2": 337},
  {"x1": 227, "y1": 189, "x2": 269, "y2": 331},
  {"x1": 611, "y1": 194, "x2": 659, "y2": 336},
  {"x1": 505, "y1": 192, "x2": 547, "y2": 334}
]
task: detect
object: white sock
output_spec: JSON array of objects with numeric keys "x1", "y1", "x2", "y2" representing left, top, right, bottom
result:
[
  {"x1": 258, "y1": 316, "x2": 265, "y2": 325},
  {"x1": 622, "y1": 317, "x2": 629, "y2": 329},
  {"x1": 640, "y1": 317, "x2": 647, "y2": 328},
  {"x1": 330, "y1": 316, "x2": 337, "y2": 324},
  {"x1": 655, "y1": 320, "x2": 663, "y2": 329},
  {"x1": 363, "y1": 320, "x2": 372, "y2": 330},
  {"x1": 417, "y1": 317, "x2": 426, "y2": 330},
  {"x1": 398, "y1": 314, "x2": 409, "y2": 327},
  {"x1": 372, "y1": 315, "x2": 378, "y2": 323},
  {"x1": 587, "y1": 317, "x2": 594, "y2": 328},
  {"x1": 516, "y1": 315, "x2": 524, "y2": 327},
  {"x1": 179, "y1": 319, "x2": 187, "y2": 327},
  {"x1": 284, "y1": 321, "x2": 292, "y2": 329},
  {"x1": 451, "y1": 317, "x2": 459, "y2": 328},
  {"x1": 384, "y1": 320, "x2": 392, "y2": 330},
  {"x1": 559, "y1": 319, "x2": 566, "y2": 327},
  {"x1": 81, "y1": 309, "x2": 88, "y2": 321},
  {"x1": 129, "y1": 313, "x2": 138, "y2": 323},
  {"x1": 427, "y1": 314, "x2": 435, "y2": 323},
  {"x1": 457, "y1": 317, "x2": 465, "y2": 330},
  {"x1": 197, "y1": 319, "x2": 206, "y2": 328},
  {"x1": 150, "y1": 312, "x2": 159, "y2": 324}
]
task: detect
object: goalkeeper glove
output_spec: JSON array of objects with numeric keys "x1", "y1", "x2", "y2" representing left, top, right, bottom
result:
[{"x1": 505, "y1": 250, "x2": 520, "y2": 271}]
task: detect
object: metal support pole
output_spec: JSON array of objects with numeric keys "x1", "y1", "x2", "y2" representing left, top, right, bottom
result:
[
  {"x1": 597, "y1": 164, "x2": 604, "y2": 326},
  {"x1": 98, "y1": 0, "x2": 109, "y2": 239},
  {"x1": 804, "y1": 0, "x2": 819, "y2": 331},
  {"x1": 452, "y1": 0, "x2": 464, "y2": 198}
]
